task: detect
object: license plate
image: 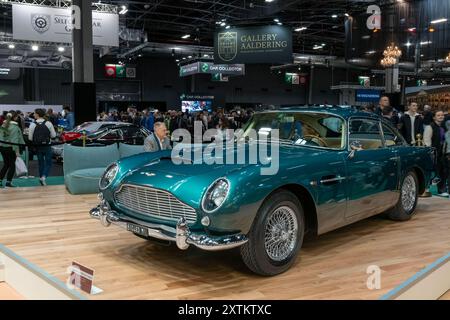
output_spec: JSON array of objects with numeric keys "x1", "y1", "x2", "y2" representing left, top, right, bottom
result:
[{"x1": 127, "y1": 223, "x2": 149, "y2": 237}]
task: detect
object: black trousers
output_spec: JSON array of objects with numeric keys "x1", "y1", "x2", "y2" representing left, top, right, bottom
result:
[
  {"x1": 436, "y1": 154, "x2": 449, "y2": 194},
  {"x1": 0, "y1": 146, "x2": 16, "y2": 182}
]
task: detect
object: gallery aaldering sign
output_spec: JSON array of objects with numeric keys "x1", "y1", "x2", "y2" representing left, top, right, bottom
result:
[{"x1": 214, "y1": 25, "x2": 293, "y2": 64}]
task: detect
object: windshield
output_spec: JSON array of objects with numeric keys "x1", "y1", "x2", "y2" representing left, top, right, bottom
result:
[{"x1": 240, "y1": 112, "x2": 345, "y2": 149}]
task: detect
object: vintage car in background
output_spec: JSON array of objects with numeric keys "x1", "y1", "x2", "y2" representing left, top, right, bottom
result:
[
  {"x1": 52, "y1": 122, "x2": 150, "y2": 161},
  {"x1": 90, "y1": 107, "x2": 435, "y2": 276}
]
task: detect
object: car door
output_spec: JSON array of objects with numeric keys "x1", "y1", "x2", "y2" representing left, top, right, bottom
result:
[{"x1": 345, "y1": 118, "x2": 398, "y2": 219}]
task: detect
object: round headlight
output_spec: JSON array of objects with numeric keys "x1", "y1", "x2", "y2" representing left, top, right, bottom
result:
[
  {"x1": 201, "y1": 178, "x2": 230, "y2": 213},
  {"x1": 99, "y1": 163, "x2": 119, "y2": 190}
]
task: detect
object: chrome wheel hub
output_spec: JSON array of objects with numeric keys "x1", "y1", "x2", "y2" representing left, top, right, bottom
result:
[
  {"x1": 264, "y1": 206, "x2": 298, "y2": 261},
  {"x1": 401, "y1": 175, "x2": 416, "y2": 213}
]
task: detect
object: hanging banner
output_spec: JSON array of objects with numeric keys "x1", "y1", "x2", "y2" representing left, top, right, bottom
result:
[
  {"x1": 12, "y1": 4, "x2": 119, "y2": 47},
  {"x1": 214, "y1": 25, "x2": 293, "y2": 64},
  {"x1": 179, "y1": 62, "x2": 245, "y2": 77}
]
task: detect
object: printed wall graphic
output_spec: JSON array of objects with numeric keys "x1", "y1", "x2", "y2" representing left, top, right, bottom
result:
[
  {"x1": 0, "y1": 47, "x2": 72, "y2": 69},
  {"x1": 214, "y1": 26, "x2": 293, "y2": 64},
  {"x1": 12, "y1": 4, "x2": 119, "y2": 47},
  {"x1": 104, "y1": 64, "x2": 135, "y2": 78}
]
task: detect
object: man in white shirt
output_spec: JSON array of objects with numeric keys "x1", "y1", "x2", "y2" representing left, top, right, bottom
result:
[{"x1": 28, "y1": 108, "x2": 57, "y2": 186}]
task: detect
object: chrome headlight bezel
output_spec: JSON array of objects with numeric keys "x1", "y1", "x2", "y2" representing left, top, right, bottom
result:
[
  {"x1": 99, "y1": 162, "x2": 119, "y2": 190},
  {"x1": 201, "y1": 178, "x2": 230, "y2": 213}
]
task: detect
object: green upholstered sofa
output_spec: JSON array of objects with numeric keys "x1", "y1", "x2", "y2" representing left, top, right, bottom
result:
[{"x1": 63, "y1": 143, "x2": 145, "y2": 194}]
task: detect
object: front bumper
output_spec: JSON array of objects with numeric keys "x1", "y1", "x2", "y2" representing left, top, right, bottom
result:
[{"x1": 90, "y1": 201, "x2": 248, "y2": 251}]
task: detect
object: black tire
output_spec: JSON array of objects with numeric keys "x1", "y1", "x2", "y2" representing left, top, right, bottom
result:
[
  {"x1": 386, "y1": 171, "x2": 419, "y2": 221},
  {"x1": 240, "y1": 190, "x2": 305, "y2": 276}
]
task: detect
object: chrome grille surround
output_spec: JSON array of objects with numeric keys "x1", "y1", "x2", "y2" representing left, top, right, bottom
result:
[{"x1": 114, "y1": 184, "x2": 197, "y2": 224}]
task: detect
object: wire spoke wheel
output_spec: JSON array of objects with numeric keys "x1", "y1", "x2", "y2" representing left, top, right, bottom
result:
[
  {"x1": 264, "y1": 206, "x2": 298, "y2": 261},
  {"x1": 401, "y1": 175, "x2": 417, "y2": 213}
]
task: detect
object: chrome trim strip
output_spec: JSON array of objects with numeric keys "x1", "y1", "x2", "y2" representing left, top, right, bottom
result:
[
  {"x1": 90, "y1": 204, "x2": 248, "y2": 252},
  {"x1": 319, "y1": 176, "x2": 346, "y2": 184}
]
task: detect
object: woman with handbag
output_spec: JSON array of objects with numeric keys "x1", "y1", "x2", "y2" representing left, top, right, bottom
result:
[{"x1": 0, "y1": 111, "x2": 25, "y2": 188}]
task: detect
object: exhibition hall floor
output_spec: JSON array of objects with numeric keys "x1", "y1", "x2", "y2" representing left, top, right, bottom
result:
[{"x1": 0, "y1": 185, "x2": 449, "y2": 300}]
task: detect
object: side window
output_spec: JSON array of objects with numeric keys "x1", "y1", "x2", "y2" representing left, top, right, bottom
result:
[
  {"x1": 382, "y1": 123, "x2": 403, "y2": 147},
  {"x1": 99, "y1": 129, "x2": 121, "y2": 140},
  {"x1": 349, "y1": 119, "x2": 383, "y2": 150}
]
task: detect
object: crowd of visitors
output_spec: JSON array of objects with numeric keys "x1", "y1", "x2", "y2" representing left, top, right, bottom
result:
[
  {"x1": 363, "y1": 96, "x2": 450, "y2": 197},
  {"x1": 0, "y1": 101, "x2": 449, "y2": 196}
]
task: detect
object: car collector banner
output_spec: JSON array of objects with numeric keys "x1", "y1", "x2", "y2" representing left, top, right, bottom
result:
[
  {"x1": 12, "y1": 4, "x2": 119, "y2": 47},
  {"x1": 214, "y1": 25, "x2": 293, "y2": 64}
]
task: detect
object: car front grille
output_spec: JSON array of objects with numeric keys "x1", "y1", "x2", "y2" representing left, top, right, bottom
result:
[{"x1": 115, "y1": 184, "x2": 197, "y2": 224}]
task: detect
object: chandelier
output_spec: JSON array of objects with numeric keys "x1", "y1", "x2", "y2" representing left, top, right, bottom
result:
[
  {"x1": 446, "y1": 52, "x2": 450, "y2": 64},
  {"x1": 380, "y1": 42, "x2": 402, "y2": 67}
]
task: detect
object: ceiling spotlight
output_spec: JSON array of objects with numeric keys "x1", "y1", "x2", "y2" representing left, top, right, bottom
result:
[
  {"x1": 332, "y1": 14, "x2": 338, "y2": 18},
  {"x1": 175, "y1": 59, "x2": 180, "y2": 62},
  {"x1": 431, "y1": 18, "x2": 447, "y2": 24},
  {"x1": 119, "y1": 5, "x2": 128, "y2": 14},
  {"x1": 277, "y1": 22, "x2": 282, "y2": 25},
  {"x1": 181, "y1": 34, "x2": 190, "y2": 39},
  {"x1": 58, "y1": 47, "x2": 65, "y2": 52},
  {"x1": 8, "y1": 44, "x2": 15, "y2": 49},
  {"x1": 405, "y1": 41, "x2": 412, "y2": 47},
  {"x1": 344, "y1": 13, "x2": 350, "y2": 17},
  {"x1": 220, "y1": 22, "x2": 226, "y2": 27},
  {"x1": 188, "y1": 55, "x2": 192, "y2": 58},
  {"x1": 225, "y1": 25, "x2": 231, "y2": 29},
  {"x1": 138, "y1": 54, "x2": 142, "y2": 57},
  {"x1": 295, "y1": 27, "x2": 307, "y2": 32},
  {"x1": 265, "y1": 0, "x2": 275, "y2": 2},
  {"x1": 274, "y1": 18, "x2": 279, "y2": 23},
  {"x1": 31, "y1": 45, "x2": 39, "y2": 51}
]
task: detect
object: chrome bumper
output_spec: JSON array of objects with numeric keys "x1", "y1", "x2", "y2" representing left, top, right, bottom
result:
[{"x1": 90, "y1": 201, "x2": 248, "y2": 251}]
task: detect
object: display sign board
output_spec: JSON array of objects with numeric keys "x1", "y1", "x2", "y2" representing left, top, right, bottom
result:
[
  {"x1": 356, "y1": 89, "x2": 382, "y2": 102},
  {"x1": 12, "y1": 4, "x2": 119, "y2": 47},
  {"x1": 180, "y1": 62, "x2": 245, "y2": 77},
  {"x1": 0, "y1": 68, "x2": 20, "y2": 80},
  {"x1": 104, "y1": 64, "x2": 135, "y2": 78},
  {"x1": 358, "y1": 76, "x2": 371, "y2": 88},
  {"x1": 212, "y1": 73, "x2": 229, "y2": 82},
  {"x1": 214, "y1": 25, "x2": 293, "y2": 64},
  {"x1": 285, "y1": 73, "x2": 307, "y2": 85}
]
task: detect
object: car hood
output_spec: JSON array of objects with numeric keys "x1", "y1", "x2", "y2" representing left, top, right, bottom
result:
[{"x1": 118, "y1": 143, "x2": 325, "y2": 206}]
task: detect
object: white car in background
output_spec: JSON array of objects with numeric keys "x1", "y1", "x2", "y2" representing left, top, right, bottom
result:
[{"x1": 25, "y1": 55, "x2": 72, "y2": 69}]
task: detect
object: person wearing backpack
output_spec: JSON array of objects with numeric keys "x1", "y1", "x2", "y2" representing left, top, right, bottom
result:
[{"x1": 28, "y1": 108, "x2": 56, "y2": 186}]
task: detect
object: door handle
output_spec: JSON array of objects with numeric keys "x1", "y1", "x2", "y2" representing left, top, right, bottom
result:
[{"x1": 320, "y1": 175, "x2": 346, "y2": 185}]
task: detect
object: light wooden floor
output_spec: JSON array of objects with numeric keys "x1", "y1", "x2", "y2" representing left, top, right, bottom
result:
[
  {"x1": 0, "y1": 283, "x2": 23, "y2": 300},
  {"x1": 0, "y1": 185, "x2": 449, "y2": 300}
]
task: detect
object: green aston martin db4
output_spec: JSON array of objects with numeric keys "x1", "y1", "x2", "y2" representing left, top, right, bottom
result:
[{"x1": 90, "y1": 107, "x2": 435, "y2": 275}]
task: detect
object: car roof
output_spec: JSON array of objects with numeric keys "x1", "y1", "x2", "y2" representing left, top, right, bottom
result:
[{"x1": 259, "y1": 106, "x2": 381, "y2": 120}]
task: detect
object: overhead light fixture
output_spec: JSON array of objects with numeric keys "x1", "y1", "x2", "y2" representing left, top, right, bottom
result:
[
  {"x1": 58, "y1": 46, "x2": 65, "y2": 52},
  {"x1": 332, "y1": 14, "x2": 338, "y2": 18},
  {"x1": 405, "y1": 41, "x2": 412, "y2": 47},
  {"x1": 31, "y1": 45, "x2": 39, "y2": 51},
  {"x1": 265, "y1": 0, "x2": 275, "y2": 2},
  {"x1": 274, "y1": 18, "x2": 279, "y2": 23},
  {"x1": 8, "y1": 44, "x2": 15, "y2": 49},
  {"x1": 138, "y1": 54, "x2": 142, "y2": 57},
  {"x1": 431, "y1": 18, "x2": 447, "y2": 24},
  {"x1": 181, "y1": 34, "x2": 190, "y2": 39},
  {"x1": 119, "y1": 5, "x2": 128, "y2": 14},
  {"x1": 428, "y1": 27, "x2": 435, "y2": 32},
  {"x1": 220, "y1": 22, "x2": 226, "y2": 27},
  {"x1": 295, "y1": 27, "x2": 307, "y2": 32},
  {"x1": 187, "y1": 55, "x2": 192, "y2": 58},
  {"x1": 446, "y1": 52, "x2": 450, "y2": 64},
  {"x1": 225, "y1": 25, "x2": 231, "y2": 29},
  {"x1": 277, "y1": 22, "x2": 282, "y2": 25},
  {"x1": 175, "y1": 59, "x2": 180, "y2": 62},
  {"x1": 345, "y1": 13, "x2": 350, "y2": 17},
  {"x1": 381, "y1": 42, "x2": 402, "y2": 67},
  {"x1": 420, "y1": 41, "x2": 432, "y2": 45},
  {"x1": 408, "y1": 27, "x2": 416, "y2": 32}
]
